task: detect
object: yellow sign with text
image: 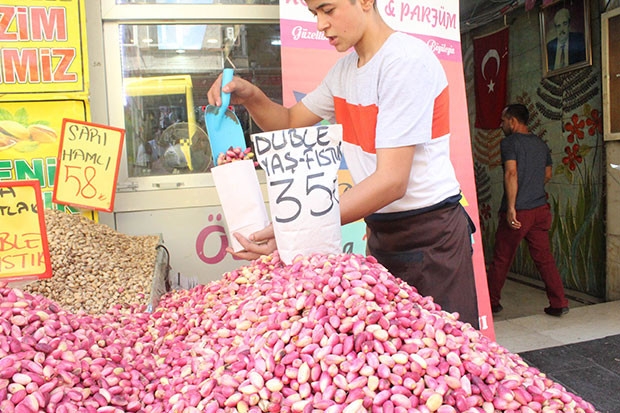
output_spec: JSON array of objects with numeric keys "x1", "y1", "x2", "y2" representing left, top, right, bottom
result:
[
  {"x1": 53, "y1": 119, "x2": 124, "y2": 212},
  {"x1": 0, "y1": 180, "x2": 52, "y2": 281},
  {"x1": 0, "y1": 0, "x2": 88, "y2": 96},
  {"x1": 0, "y1": 99, "x2": 97, "y2": 221}
]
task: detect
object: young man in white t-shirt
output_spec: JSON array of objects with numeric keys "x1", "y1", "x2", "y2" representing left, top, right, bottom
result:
[{"x1": 207, "y1": 0, "x2": 479, "y2": 327}]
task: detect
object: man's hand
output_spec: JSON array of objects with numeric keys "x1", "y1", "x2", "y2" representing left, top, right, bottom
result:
[
  {"x1": 226, "y1": 224, "x2": 277, "y2": 260},
  {"x1": 207, "y1": 72, "x2": 256, "y2": 107},
  {"x1": 507, "y1": 210, "x2": 521, "y2": 230}
]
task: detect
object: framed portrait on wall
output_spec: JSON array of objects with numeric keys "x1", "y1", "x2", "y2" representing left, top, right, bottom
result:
[{"x1": 540, "y1": 0, "x2": 592, "y2": 78}]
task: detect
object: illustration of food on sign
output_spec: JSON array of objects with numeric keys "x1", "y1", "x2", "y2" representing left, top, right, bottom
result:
[{"x1": 0, "y1": 111, "x2": 58, "y2": 152}]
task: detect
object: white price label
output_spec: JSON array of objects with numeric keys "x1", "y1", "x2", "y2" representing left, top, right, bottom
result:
[{"x1": 252, "y1": 124, "x2": 343, "y2": 263}]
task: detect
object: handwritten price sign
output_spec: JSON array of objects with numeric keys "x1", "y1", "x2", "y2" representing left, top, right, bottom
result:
[
  {"x1": 0, "y1": 180, "x2": 52, "y2": 281},
  {"x1": 252, "y1": 124, "x2": 343, "y2": 264},
  {"x1": 53, "y1": 119, "x2": 124, "y2": 212}
]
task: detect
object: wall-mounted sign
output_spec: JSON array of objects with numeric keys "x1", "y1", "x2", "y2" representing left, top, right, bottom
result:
[
  {"x1": 278, "y1": 0, "x2": 494, "y2": 339},
  {"x1": 0, "y1": 180, "x2": 52, "y2": 281},
  {"x1": 0, "y1": 99, "x2": 93, "y2": 215},
  {"x1": 0, "y1": 0, "x2": 89, "y2": 96},
  {"x1": 53, "y1": 119, "x2": 124, "y2": 212}
]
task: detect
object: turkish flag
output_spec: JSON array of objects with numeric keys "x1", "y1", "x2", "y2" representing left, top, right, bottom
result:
[
  {"x1": 525, "y1": 0, "x2": 536, "y2": 11},
  {"x1": 474, "y1": 27, "x2": 509, "y2": 129}
]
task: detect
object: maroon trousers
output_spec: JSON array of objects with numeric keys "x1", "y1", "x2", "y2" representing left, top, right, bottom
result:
[{"x1": 487, "y1": 204, "x2": 568, "y2": 309}]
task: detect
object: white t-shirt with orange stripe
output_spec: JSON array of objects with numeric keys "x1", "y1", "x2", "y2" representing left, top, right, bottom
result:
[{"x1": 302, "y1": 32, "x2": 461, "y2": 214}]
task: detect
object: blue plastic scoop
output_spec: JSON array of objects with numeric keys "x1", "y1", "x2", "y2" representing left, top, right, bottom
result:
[{"x1": 205, "y1": 68, "x2": 246, "y2": 165}]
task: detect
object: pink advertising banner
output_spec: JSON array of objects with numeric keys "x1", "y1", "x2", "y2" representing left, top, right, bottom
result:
[{"x1": 279, "y1": 0, "x2": 495, "y2": 339}]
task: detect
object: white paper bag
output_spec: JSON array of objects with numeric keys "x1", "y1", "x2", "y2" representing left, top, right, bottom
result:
[
  {"x1": 252, "y1": 124, "x2": 343, "y2": 264},
  {"x1": 211, "y1": 160, "x2": 270, "y2": 252}
]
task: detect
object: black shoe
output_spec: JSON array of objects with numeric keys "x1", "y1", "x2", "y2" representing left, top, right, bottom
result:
[
  {"x1": 544, "y1": 306, "x2": 569, "y2": 317},
  {"x1": 492, "y1": 304, "x2": 503, "y2": 314}
]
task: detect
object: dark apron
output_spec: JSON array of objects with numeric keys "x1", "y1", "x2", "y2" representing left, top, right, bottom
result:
[{"x1": 365, "y1": 201, "x2": 479, "y2": 328}]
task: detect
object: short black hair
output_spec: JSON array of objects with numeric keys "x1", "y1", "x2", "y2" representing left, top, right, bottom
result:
[{"x1": 503, "y1": 104, "x2": 529, "y2": 125}]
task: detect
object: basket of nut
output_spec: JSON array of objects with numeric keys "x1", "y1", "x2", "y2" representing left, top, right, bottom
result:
[{"x1": 20, "y1": 209, "x2": 170, "y2": 314}]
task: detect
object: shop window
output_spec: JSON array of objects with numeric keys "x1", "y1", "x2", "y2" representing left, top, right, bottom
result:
[{"x1": 119, "y1": 23, "x2": 282, "y2": 178}]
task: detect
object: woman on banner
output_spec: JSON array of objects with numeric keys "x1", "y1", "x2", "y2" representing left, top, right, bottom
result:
[{"x1": 207, "y1": 0, "x2": 479, "y2": 328}]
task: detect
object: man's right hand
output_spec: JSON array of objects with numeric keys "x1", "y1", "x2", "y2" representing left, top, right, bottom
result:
[
  {"x1": 207, "y1": 72, "x2": 256, "y2": 107},
  {"x1": 506, "y1": 210, "x2": 521, "y2": 230},
  {"x1": 226, "y1": 224, "x2": 277, "y2": 261}
]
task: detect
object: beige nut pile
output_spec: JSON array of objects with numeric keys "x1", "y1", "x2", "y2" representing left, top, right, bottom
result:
[{"x1": 22, "y1": 209, "x2": 160, "y2": 314}]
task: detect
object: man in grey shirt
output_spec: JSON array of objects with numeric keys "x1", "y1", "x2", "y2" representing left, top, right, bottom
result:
[{"x1": 486, "y1": 104, "x2": 569, "y2": 317}]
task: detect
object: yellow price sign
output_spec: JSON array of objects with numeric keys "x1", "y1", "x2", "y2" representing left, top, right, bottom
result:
[
  {"x1": 0, "y1": 180, "x2": 52, "y2": 281},
  {"x1": 53, "y1": 119, "x2": 124, "y2": 212}
]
